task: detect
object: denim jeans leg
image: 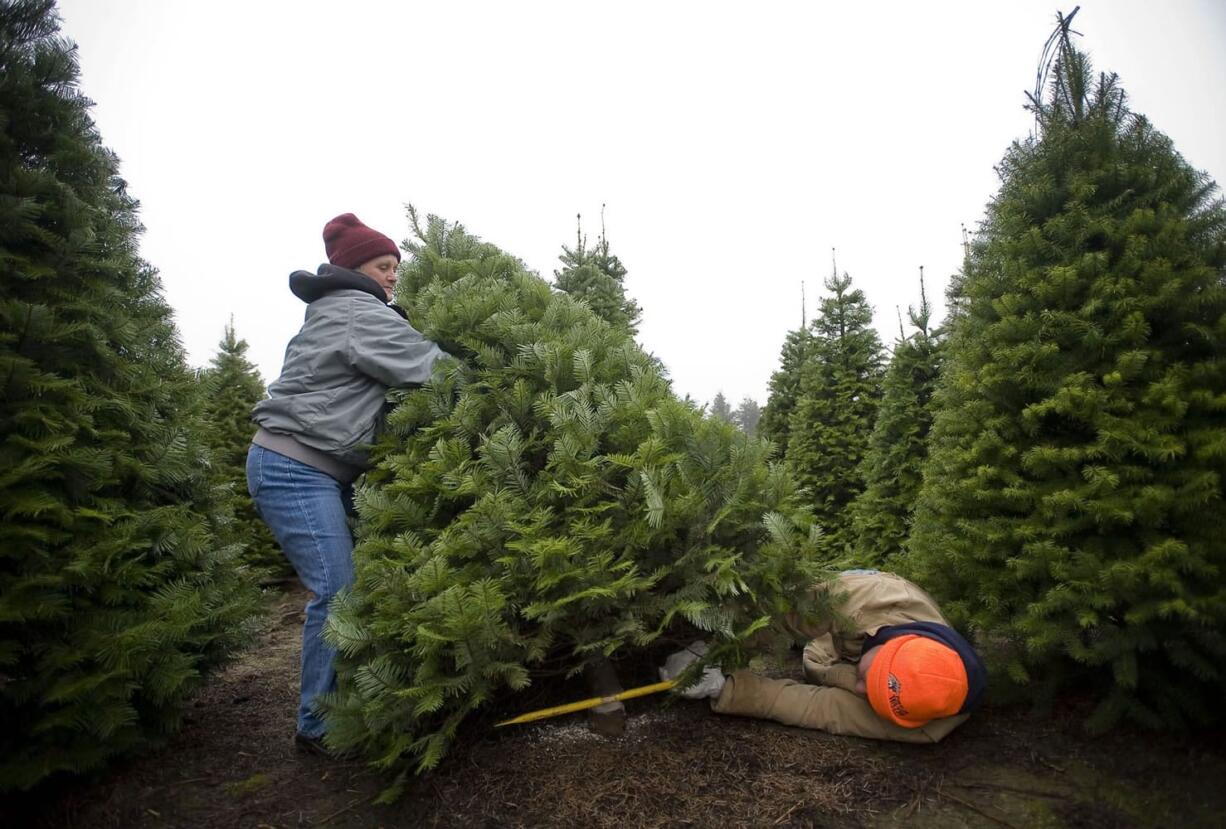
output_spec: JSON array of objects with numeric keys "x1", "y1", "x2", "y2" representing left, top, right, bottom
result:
[{"x1": 246, "y1": 445, "x2": 355, "y2": 738}]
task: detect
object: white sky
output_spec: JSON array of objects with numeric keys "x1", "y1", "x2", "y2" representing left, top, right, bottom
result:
[{"x1": 56, "y1": 0, "x2": 1226, "y2": 407}]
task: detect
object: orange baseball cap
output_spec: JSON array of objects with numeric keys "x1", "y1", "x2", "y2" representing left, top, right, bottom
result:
[{"x1": 866, "y1": 634, "x2": 968, "y2": 728}]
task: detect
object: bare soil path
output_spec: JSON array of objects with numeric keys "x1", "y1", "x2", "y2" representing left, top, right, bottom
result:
[{"x1": 7, "y1": 586, "x2": 1225, "y2": 828}]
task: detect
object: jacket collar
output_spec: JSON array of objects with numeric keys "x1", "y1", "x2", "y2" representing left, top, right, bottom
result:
[{"x1": 289, "y1": 264, "x2": 386, "y2": 304}]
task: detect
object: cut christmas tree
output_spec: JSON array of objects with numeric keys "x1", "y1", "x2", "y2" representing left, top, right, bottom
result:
[{"x1": 322, "y1": 208, "x2": 831, "y2": 794}]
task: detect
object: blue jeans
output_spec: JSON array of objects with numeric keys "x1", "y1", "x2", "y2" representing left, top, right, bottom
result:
[{"x1": 246, "y1": 445, "x2": 355, "y2": 738}]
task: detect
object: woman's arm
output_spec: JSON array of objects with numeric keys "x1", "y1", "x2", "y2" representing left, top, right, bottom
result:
[{"x1": 348, "y1": 298, "x2": 449, "y2": 387}]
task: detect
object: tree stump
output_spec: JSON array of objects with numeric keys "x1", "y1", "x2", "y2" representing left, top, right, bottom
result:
[{"x1": 584, "y1": 658, "x2": 625, "y2": 737}]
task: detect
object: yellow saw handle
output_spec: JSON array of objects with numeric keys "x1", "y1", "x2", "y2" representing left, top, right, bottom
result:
[{"x1": 494, "y1": 679, "x2": 678, "y2": 728}]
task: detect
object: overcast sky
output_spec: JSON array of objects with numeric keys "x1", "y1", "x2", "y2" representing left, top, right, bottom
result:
[{"x1": 56, "y1": 0, "x2": 1226, "y2": 407}]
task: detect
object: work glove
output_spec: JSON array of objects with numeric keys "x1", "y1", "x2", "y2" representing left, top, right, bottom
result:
[{"x1": 659, "y1": 640, "x2": 726, "y2": 700}]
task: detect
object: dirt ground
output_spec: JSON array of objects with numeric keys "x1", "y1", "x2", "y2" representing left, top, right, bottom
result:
[{"x1": 6, "y1": 586, "x2": 1226, "y2": 829}]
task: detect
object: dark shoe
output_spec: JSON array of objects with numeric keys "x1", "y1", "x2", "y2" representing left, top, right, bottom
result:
[{"x1": 294, "y1": 732, "x2": 355, "y2": 760}]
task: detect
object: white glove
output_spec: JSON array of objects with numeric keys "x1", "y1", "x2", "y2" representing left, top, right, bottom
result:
[{"x1": 659, "y1": 640, "x2": 726, "y2": 699}]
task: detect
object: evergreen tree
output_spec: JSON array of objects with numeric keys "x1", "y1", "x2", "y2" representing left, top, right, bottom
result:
[
  {"x1": 786, "y1": 269, "x2": 885, "y2": 553},
  {"x1": 0, "y1": 0, "x2": 260, "y2": 790},
  {"x1": 199, "y1": 318, "x2": 284, "y2": 577},
  {"x1": 321, "y1": 208, "x2": 830, "y2": 793},
  {"x1": 906, "y1": 20, "x2": 1226, "y2": 731},
  {"x1": 759, "y1": 326, "x2": 812, "y2": 452},
  {"x1": 708, "y1": 391, "x2": 733, "y2": 423},
  {"x1": 849, "y1": 273, "x2": 943, "y2": 564},
  {"x1": 554, "y1": 210, "x2": 642, "y2": 334},
  {"x1": 733, "y1": 397, "x2": 762, "y2": 437}
]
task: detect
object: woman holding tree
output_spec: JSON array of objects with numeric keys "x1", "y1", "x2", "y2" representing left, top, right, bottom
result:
[{"x1": 246, "y1": 214, "x2": 449, "y2": 755}]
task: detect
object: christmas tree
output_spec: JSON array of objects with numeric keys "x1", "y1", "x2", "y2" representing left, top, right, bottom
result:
[
  {"x1": 786, "y1": 267, "x2": 885, "y2": 553},
  {"x1": 708, "y1": 391, "x2": 734, "y2": 423},
  {"x1": 906, "y1": 16, "x2": 1226, "y2": 730},
  {"x1": 760, "y1": 327, "x2": 812, "y2": 453},
  {"x1": 733, "y1": 397, "x2": 762, "y2": 437},
  {"x1": 321, "y1": 208, "x2": 829, "y2": 792},
  {"x1": 553, "y1": 210, "x2": 642, "y2": 334},
  {"x1": 0, "y1": 0, "x2": 260, "y2": 789},
  {"x1": 849, "y1": 273, "x2": 943, "y2": 564},
  {"x1": 199, "y1": 318, "x2": 285, "y2": 577}
]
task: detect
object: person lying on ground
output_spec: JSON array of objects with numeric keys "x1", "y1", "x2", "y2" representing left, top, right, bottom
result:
[{"x1": 660, "y1": 569, "x2": 987, "y2": 743}]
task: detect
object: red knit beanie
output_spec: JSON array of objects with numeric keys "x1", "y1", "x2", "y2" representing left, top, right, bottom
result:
[{"x1": 322, "y1": 213, "x2": 400, "y2": 270}]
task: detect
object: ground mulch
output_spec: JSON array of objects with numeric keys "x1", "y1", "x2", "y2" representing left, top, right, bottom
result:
[{"x1": 6, "y1": 585, "x2": 1225, "y2": 828}]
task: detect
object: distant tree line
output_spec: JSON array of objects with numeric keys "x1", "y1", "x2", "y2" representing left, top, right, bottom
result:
[{"x1": 706, "y1": 392, "x2": 761, "y2": 437}]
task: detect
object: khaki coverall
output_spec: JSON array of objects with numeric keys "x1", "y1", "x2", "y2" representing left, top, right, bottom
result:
[{"x1": 712, "y1": 571, "x2": 969, "y2": 743}]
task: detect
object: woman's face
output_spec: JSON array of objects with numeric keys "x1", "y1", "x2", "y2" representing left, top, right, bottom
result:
[{"x1": 358, "y1": 254, "x2": 399, "y2": 301}]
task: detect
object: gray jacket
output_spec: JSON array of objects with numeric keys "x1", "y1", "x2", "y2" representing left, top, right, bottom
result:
[{"x1": 252, "y1": 265, "x2": 446, "y2": 476}]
